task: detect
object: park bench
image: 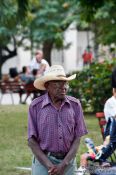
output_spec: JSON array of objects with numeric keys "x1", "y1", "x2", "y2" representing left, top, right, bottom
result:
[
  {"x1": 0, "y1": 80, "x2": 25, "y2": 104},
  {"x1": 0, "y1": 80, "x2": 39, "y2": 104},
  {"x1": 22, "y1": 82, "x2": 40, "y2": 103}
]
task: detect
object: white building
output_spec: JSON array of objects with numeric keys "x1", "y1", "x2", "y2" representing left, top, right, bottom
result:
[
  {"x1": 2, "y1": 23, "x2": 94, "y2": 75},
  {"x1": 52, "y1": 23, "x2": 94, "y2": 73}
]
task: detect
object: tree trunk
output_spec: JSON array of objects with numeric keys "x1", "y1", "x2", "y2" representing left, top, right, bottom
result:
[
  {"x1": 42, "y1": 40, "x2": 54, "y2": 66},
  {"x1": 92, "y1": 22, "x2": 99, "y2": 61},
  {"x1": 0, "y1": 47, "x2": 3, "y2": 79},
  {"x1": 94, "y1": 40, "x2": 99, "y2": 61},
  {"x1": 0, "y1": 45, "x2": 17, "y2": 79}
]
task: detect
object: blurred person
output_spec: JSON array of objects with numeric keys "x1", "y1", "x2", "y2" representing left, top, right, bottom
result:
[
  {"x1": 111, "y1": 67, "x2": 116, "y2": 89},
  {"x1": 9, "y1": 67, "x2": 20, "y2": 82},
  {"x1": 20, "y1": 69, "x2": 39, "y2": 104},
  {"x1": 82, "y1": 50, "x2": 93, "y2": 67},
  {"x1": 77, "y1": 135, "x2": 111, "y2": 175},
  {"x1": 104, "y1": 88, "x2": 116, "y2": 121},
  {"x1": 9, "y1": 67, "x2": 18, "y2": 79},
  {"x1": 19, "y1": 66, "x2": 31, "y2": 83},
  {"x1": 77, "y1": 89, "x2": 116, "y2": 175},
  {"x1": 29, "y1": 50, "x2": 49, "y2": 76},
  {"x1": 28, "y1": 65, "x2": 88, "y2": 175}
]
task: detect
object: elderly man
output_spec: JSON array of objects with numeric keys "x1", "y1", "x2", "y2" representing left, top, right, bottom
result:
[
  {"x1": 28, "y1": 65, "x2": 88, "y2": 175},
  {"x1": 29, "y1": 50, "x2": 49, "y2": 75}
]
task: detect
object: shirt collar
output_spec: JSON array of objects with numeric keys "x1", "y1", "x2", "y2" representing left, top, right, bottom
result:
[
  {"x1": 41, "y1": 93, "x2": 70, "y2": 108},
  {"x1": 64, "y1": 96, "x2": 71, "y2": 105},
  {"x1": 41, "y1": 93, "x2": 51, "y2": 108}
]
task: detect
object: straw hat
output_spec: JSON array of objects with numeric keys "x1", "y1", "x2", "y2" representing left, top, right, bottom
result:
[{"x1": 34, "y1": 65, "x2": 76, "y2": 90}]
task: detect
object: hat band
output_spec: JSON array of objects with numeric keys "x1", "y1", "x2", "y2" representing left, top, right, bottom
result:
[{"x1": 56, "y1": 75, "x2": 66, "y2": 78}]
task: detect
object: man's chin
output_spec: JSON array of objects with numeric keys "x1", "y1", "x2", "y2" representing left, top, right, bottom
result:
[{"x1": 58, "y1": 94, "x2": 66, "y2": 100}]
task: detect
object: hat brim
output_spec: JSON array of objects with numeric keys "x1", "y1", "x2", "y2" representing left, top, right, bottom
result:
[{"x1": 34, "y1": 74, "x2": 76, "y2": 90}]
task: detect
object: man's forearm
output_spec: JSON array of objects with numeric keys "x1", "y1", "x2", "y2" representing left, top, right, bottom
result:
[
  {"x1": 62, "y1": 137, "x2": 80, "y2": 166},
  {"x1": 38, "y1": 64, "x2": 46, "y2": 74},
  {"x1": 28, "y1": 137, "x2": 53, "y2": 169},
  {"x1": 51, "y1": 137, "x2": 81, "y2": 175}
]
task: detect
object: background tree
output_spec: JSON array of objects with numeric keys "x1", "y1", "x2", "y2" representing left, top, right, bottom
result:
[
  {"x1": 0, "y1": 0, "x2": 28, "y2": 78},
  {"x1": 1, "y1": 0, "x2": 116, "y2": 78},
  {"x1": 24, "y1": 0, "x2": 80, "y2": 65},
  {"x1": 78, "y1": 0, "x2": 116, "y2": 58},
  {"x1": 0, "y1": 0, "x2": 80, "y2": 76}
]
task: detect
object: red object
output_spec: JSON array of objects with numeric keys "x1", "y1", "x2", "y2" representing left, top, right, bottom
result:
[
  {"x1": 82, "y1": 51, "x2": 93, "y2": 63},
  {"x1": 89, "y1": 153, "x2": 96, "y2": 160},
  {"x1": 96, "y1": 112, "x2": 107, "y2": 140}
]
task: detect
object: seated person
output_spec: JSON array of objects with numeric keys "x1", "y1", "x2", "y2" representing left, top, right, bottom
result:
[
  {"x1": 29, "y1": 50, "x2": 49, "y2": 76},
  {"x1": 25, "y1": 69, "x2": 38, "y2": 84},
  {"x1": 77, "y1": 90, "x2": 116, "y2": 175},
  {"x1": 21, "y1": 69, "x2": 39, "y2": 104},
  {"x1": 104, "y1": 88, "x2": 116, "y2": 121},
  {"x1": 9, "y1": 67, "x2": 20, "y2": 82},
  {"x1": 19, "y1": 66, "x2": 32, "y2": 83},
  {"x1": 37, "y1": 63, "x2": 47, "y2": 76}
]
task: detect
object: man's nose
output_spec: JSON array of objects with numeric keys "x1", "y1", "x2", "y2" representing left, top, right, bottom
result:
[{"x1": 60, "y1": 83, "x2": 69, "y2": 89}]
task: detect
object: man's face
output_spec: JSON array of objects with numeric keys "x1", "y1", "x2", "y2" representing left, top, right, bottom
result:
[
  {"x1": 45, "y1": 80, "x2": 69, "y2": 100},
  {"x1": 35, "y1": 51, "x2": 43, "y2": 63}
]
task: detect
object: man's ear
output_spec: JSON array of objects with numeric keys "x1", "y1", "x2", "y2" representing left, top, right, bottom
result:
[{"x1": 44, "y1": 82, "x2": 49, "y2": 89}]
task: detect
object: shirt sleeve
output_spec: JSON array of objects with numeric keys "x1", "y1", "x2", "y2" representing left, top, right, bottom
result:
[
  {"x1": 104, "y1": 101, "x2": 110, "y2": 121},
  {"x1": 74, "y1": 101, "x2": 88, "y2": 138},
  {"x1": 28, "y1": 105, "x2": 37, "y2": 140},
  {"x1": 104, "y1": 99, "x2": 116, "y2": 121},
  {"x1": 41, "y1": 59, "x2": 50, "y2": 70}
]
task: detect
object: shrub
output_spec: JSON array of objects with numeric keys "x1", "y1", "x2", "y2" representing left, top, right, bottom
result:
[{"x1": 68, "y1": 59, "x2": 116, "y2": 112}]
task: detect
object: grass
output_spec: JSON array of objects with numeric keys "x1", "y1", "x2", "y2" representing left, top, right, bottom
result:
[
  {"x1": 0, "y1": 105, "x2": 103, "y2": 175},
  {"x1": 0, "y1": 105, "x2": 32, "y2": 175}
]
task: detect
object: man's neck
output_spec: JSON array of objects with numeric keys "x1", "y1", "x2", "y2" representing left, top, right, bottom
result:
[{"x1": 49, "y1": 95, "x2": 64, "y2": 109}]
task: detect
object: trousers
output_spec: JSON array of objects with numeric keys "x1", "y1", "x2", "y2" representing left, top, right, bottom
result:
[
  {"x1": 100, "y1": 142, "x2": 116, "y2": 161},
  {"x1": 31, "y1": 155, "x2": 77, "y2": 175}
]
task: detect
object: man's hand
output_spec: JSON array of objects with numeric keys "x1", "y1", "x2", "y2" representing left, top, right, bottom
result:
[
  {"x1": 48, "y1": 163, "x2": 67, "y2": 175},
  {"x1": 48, "y1": 165, "x2": 57, "y2": 175}
]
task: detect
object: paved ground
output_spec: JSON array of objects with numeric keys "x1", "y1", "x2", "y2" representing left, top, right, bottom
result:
[{"x1": 0, "y1": 93, "x2": 32, "y2": 105}]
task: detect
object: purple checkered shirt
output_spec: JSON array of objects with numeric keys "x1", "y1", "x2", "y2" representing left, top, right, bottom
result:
[{"x1": 28, "y1": 93, "x2": 87, "y2": 153}]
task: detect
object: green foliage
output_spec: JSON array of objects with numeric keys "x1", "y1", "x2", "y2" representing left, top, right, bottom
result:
[
  {"x1": 17, "y1": 0, "x2": 29, "y2": 19},
  {"x1": 68, "y1": 59, "x2": 116, "y2": 112},
  {"x1": 93, "y1": 1, "x2": 116, "y2": 45},
  {"x1": 0, "y1": 1, "x2": 17, "y2": 45},
  {"x1": 0, "y1": 0, "x2": 28, "y2": 46},
  {"x1": 27, "y1": 0, "x2": 79, "y2": 48},
  {"x1": 78, "y1": 0, "x2": 116, "y2": 45},
  {"x1": 78, "y1": 0, "x2": 105, "y2": 22}
]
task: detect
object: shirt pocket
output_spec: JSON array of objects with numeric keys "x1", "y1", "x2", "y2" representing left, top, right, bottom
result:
[
  {"x1": 37, "y1": 111, "x2": 55, "y2": 139},
  {"x1": 65, "y1": 114, "x2": 75, "y2": 134}
]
